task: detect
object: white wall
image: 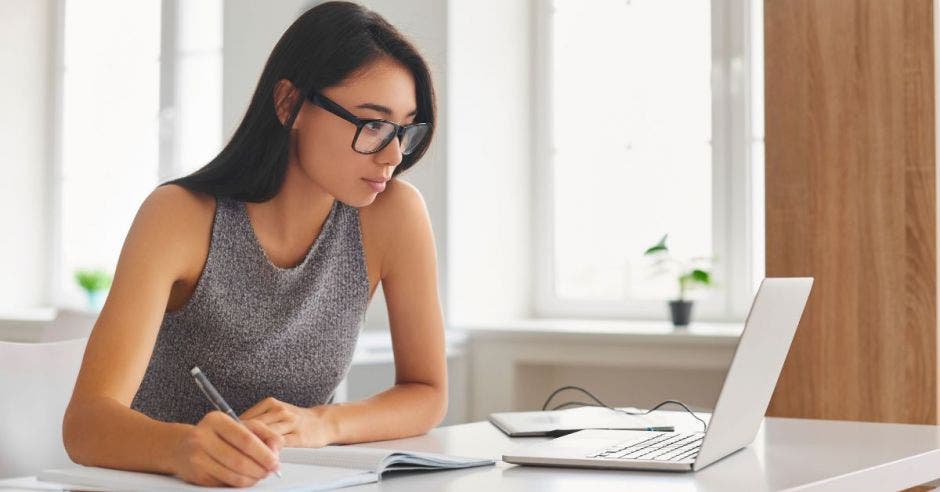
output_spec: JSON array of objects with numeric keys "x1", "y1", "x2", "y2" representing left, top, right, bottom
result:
[
  {"x1": 221, "y1": 0, "x2": 306, "y2": 142},
  {"x1": 447, "y1": 0, "x2": 533, "y2": 324},
  {"x1": 0, "y1": 0, "x2": 55, "y2": 311}
]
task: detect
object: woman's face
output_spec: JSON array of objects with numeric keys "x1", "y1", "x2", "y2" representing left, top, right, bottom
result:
[{"x1": 288, "y1": 57, "x2": 419, "y2": 208}]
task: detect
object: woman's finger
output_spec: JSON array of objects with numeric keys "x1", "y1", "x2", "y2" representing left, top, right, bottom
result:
[
  {"x1": 209, "y1": 415, "x2": 279, "y2": 476},
  {"x1": 246, "y1": 415, "x2": 294, "y2": 437},
  {"x1": 283, "y1": 432, "x2": 302, "y2": 447},
  {"x1": 244, "y1": 419, "x2": 286, "y2": 452},
  {"x1": 194, "y1": 450, "x2": 262, "y2": 488},
  {"x1": 266, "y1": 420, "x2": 293, "y2": 436},
  {"x1": 250, "y1": 411, "x2": 278, "y2": 424},
  {"x1": 240, "y1": 400, "x2": 272, "y2": 420}
]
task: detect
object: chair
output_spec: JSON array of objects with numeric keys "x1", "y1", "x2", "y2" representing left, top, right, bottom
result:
[
  {"x1": 0, "y1": 308, "x2": 95, "y2": 343},
  {"x1": 0, "y1": 337, "x2": 87, "y2": 478}
]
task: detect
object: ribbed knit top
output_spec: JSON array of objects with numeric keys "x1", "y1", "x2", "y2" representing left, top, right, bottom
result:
[{"x1": 131, "y1": 195, "x2": 370, "y2": 424}]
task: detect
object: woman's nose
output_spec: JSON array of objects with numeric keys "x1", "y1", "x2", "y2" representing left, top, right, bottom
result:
[{"x1": 375, "y1": 135, "x2": 404, "y2": 167}]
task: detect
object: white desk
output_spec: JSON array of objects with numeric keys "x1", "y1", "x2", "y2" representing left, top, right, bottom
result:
[
  {"x1": 4, "y1": 417, "x2": 940, "y2": 491},
  {"x1": 339, "y1": 417, "x2": 940, "y2": 491}
]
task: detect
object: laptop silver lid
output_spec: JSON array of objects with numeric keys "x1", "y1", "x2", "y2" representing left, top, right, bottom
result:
[{"x1": 693, "y1": 277, "x2": 813, "y2": 470}]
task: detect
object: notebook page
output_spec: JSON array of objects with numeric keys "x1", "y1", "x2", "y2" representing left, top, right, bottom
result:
[
  {"x1": 379, "y1": 451, "x2": 495, "y2": 474},
  {"x1": 280, "y1": 446, "x2": 393, "y2": 471},
  {"x1": 279, "y1": 447, "x2": 495, "y2": 476},
  {"x1": 38, "y1": 462, "x2": 377, "y2": 491}
]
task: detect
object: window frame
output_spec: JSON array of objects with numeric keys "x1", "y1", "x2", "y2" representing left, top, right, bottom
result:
[
  {"x1": 531, "y1": 0, "x2": 761, "y2": 322},
  {"x1": 49, "y1": 0, "x2": 221, "y2": 308}
]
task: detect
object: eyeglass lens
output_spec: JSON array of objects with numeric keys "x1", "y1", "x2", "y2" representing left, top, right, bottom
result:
[{"x1": 355, "y1": 122, "x2": 429, "y2": 155}]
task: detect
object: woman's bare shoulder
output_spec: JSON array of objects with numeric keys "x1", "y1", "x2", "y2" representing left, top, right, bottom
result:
[
  {"x1": 136, "y1": 184, "x2": 216, "y2": 235},
  {"x1": 145, "y1": 183, "x2": 216, "y2": 218},
  {"x1": 129, "y1": 184, "x2": 217, "y2": 277},
  {"x1": 359, "y1": 178, "x2": 429, "y2": 236},
  {"x1": 358, "y1": 178, "x2": 434, "y2": 279}
]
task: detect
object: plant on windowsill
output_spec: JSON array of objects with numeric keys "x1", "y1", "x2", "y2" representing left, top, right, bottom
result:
[
  {"x1": 643, "y1": 234, "x2": 715, "y2": 327},
  {"x1": 75, "y1": 268, "x2": 112, "y2": 312}
]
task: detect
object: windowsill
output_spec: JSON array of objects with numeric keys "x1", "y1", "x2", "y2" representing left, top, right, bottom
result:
[
  {"x1": 0, "y1": 307, "x2": 98, "y2": 343},
  {"x1": 0, "y1": 307, "x2": 59, "y2": 321},
  {"x1": 350, "y1": 329, "x2": 468, "y2": 365},
  {"x1": 455, "y1": 318, "x2": 743, "y2": 345}
]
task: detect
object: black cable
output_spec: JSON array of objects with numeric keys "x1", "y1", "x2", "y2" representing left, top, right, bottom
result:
[
  {"x1": 541, "y1": 384, "x2": 708, "y2": 432},
  {"x1": 550, "y1": 401, "x2": 603, "y2": 411}
]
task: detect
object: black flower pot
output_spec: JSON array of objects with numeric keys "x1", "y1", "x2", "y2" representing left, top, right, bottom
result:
[{"x1": 669, "y1": 300, "x2": 694, "y2": 327}]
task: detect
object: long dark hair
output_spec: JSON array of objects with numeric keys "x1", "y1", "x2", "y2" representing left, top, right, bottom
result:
[{"x1": 165, "y1": 1, "x2": 436, "y2": 202}]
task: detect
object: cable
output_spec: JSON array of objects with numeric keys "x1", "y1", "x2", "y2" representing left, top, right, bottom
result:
[
  {"x1": 550, "y1": 401, "x2": 604, "y2": 411},
  {"x1": 541, "y1": 385, "x2": 708, "y2": 432}
]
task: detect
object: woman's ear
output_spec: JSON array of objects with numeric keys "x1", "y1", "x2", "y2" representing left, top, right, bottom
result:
[{"x1": 273, "y1": 79, "x2": 303, "y2": 127}]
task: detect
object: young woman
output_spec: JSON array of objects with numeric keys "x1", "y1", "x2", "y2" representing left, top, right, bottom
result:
[{"x1": 62, "y1": 2, "x2": 446, "y2": 487}]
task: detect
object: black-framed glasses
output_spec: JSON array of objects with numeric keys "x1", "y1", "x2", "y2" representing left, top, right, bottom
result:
[{"x1": 306, "y1": 92, "x2": 430, "y2": 155}]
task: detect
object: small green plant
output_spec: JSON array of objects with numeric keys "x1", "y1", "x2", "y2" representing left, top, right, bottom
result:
[
  {"x1": 74, "y1": 268, "x2": 113, "y2": 293},
  {"x1": 643, "y1": 234, "x2": 715, "y2": 301}
]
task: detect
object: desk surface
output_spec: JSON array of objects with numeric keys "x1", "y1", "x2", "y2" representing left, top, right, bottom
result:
[
  {"x1": 4, "y1": 416, "x2": 940, "y2": 492},
  {"x1": 346, "y1": 416, "x2": 940, "y2": 492}
]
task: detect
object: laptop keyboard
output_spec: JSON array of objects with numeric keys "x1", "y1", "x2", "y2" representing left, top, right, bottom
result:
[{"x1": 587, "y1": 432, "x2": 704, "y2": 461}]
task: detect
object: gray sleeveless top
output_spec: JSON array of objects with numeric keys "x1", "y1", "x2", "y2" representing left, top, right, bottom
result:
[{"x1": 130, "y1": 195, "x2": 370, "y2": 424}]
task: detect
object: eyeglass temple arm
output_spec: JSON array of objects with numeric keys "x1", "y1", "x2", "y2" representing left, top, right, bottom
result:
[
  {"x1": 309, "y1": 92, "x2": 362, "y2": 126},
  {"x1": 310, "y1": 91, "x2": 427, "y2": 138}
]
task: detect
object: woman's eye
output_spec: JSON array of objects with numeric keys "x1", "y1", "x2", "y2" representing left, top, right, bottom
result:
[{"x1": 364, "y1": 122, "x2": 384, "y2": 133}]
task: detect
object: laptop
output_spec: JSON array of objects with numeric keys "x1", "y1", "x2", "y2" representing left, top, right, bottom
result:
[{"x1": 502, "y1": 277, "x2": 813, "y2": 472}]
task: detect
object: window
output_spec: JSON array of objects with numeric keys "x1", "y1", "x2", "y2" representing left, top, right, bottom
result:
[
  {"x1": 55, "y1": 0, "x2": 222, "y2": 308},
  {"x1": 534, "y1": 0, "x2": 763, "y2": 320},
  {"x1": 167, "y1": 0, "x2": 223, "y2": 178}
]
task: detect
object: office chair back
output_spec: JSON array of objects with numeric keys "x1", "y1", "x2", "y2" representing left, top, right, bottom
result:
[{"x1": 0, "y1": 337, "x2": 87, "y2": 478}]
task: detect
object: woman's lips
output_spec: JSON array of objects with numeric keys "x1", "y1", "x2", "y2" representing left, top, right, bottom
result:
[{"x1": 363, "y1": 178, "x2": 386, "y2": 192}]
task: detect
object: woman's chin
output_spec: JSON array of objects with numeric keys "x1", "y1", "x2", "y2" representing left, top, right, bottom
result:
[
  {"x1": 340, "y1": 192, "x2": 379, "y2": 209},
  {"x1": 328, "y1": 178, "x2": 388, "y2": 208}
]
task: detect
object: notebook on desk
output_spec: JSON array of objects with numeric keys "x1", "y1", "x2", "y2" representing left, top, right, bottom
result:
[
  {"x1": 38, "y1": 446, "x2": 495, "y2": 491},
  {"x1": 489, "y1": 406, "x2": 695, "y2": 437}
]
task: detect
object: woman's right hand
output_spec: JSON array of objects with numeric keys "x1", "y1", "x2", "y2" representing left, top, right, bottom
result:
[{"x1": 171, "y1": 410, "x2": 284, "y2": 487}]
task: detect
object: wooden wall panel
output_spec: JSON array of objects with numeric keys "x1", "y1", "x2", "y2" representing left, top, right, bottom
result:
[{"x1": 764, "y1": 0, "x2": 937, "y2": 423}]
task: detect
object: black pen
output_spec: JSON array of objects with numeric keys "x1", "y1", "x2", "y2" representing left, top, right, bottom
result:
[{"x1": 190, "y1": 366, "x2": 282, "y2": 478}]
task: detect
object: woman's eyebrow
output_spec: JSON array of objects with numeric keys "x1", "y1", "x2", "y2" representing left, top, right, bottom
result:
[{"x1": 354, "y1": 102, "x2": 418, "y2": 118}]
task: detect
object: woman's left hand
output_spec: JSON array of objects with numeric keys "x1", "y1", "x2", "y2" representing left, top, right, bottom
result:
[{"x1": 241, "y1": 397, "x2": 333, "y2": 448}]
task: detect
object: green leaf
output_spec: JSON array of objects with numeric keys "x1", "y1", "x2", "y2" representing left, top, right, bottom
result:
[
  {"x1": 74, "y1": 268, "x2": 113, "y2": 293},
  {"x1": 643, "y1": 234, "x2": 669, "y2": 256},
  {"x1": 691, "y1": 269, "x2": 711, "y2": 284}
]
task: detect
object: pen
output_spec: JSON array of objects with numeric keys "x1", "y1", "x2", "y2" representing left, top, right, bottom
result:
[
  {"x1": 644, "y1": 426, "x2": 675, "y2": 432},
  {"x1": 190, "y1": 366, "x2": 282, "y2": 479}
]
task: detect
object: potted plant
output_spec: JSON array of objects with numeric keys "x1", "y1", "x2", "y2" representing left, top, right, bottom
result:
[
  {"x1": 643, "y1": 234, "x2": 715, "y2": 327},
  {"x1": 75, "y1": 268, "x2": 113, "y2": 312}
]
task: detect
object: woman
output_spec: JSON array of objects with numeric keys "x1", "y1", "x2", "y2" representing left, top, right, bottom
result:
[{"x1": 62, "y1": 2, "x2": 446, "y2": 487}]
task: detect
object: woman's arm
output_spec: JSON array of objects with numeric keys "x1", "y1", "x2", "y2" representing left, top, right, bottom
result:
[
  {"x1": 62, "y1": 185, "x2": 281, "y2": 486},
  {"x1": 328, "y1": 180, "x2": 448, "y2": 442},
  {"x1": 242, "y1": 180, "x2": 448, "y2": 446},
  {"x1": 63, "y1": 186, "x2": 192, "y2": 470}
]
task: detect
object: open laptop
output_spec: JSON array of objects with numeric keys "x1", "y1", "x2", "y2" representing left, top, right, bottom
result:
[{"x1": 503, "y1": 277, "x2": 813, "y2": 472}]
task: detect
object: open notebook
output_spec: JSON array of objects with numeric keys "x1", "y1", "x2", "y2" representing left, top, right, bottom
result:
[{"x1": 38, "y1": 446, "x2": 495, "y2": 491}]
